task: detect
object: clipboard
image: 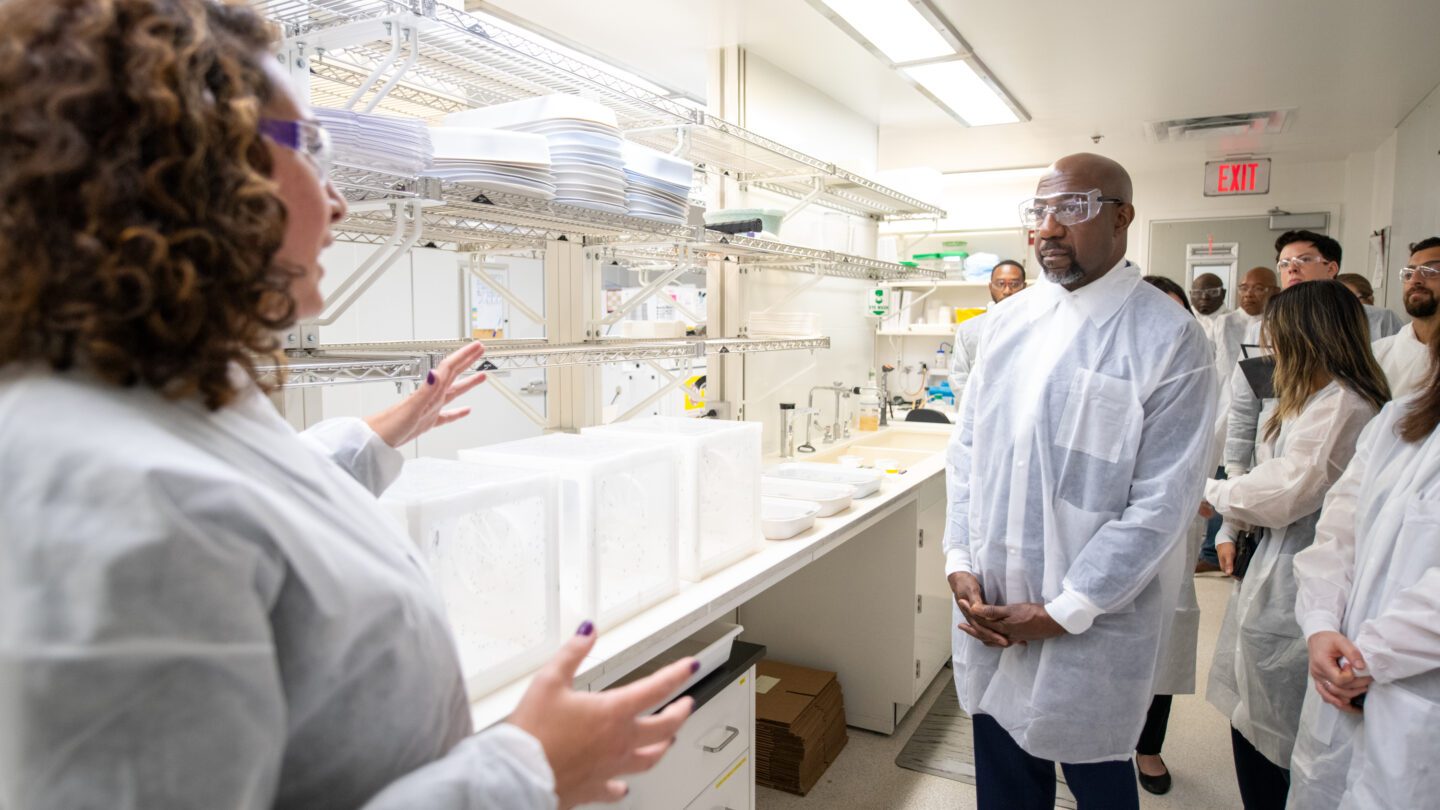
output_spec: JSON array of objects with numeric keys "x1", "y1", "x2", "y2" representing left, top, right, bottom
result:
[{"x1": 1238, "y1": 343, "x2": 1276, "y2": 400}]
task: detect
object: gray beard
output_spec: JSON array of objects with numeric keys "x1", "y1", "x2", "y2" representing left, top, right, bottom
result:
[{"x1": 1044, "y1": 266, "x2": 1085, "y2": 286}]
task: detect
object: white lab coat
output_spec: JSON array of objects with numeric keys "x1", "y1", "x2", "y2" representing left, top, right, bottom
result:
[
  {"x1": 1373, "y1": 322, "x2": 1434, "y2": 400},
  {"x1": 1152, "y1": 516, "x2": 1204, "y2": 696},
  {"x1": 948, "y1": 309, "x2": 987, "y2": 398},
  {"x1": 945, "y1": 260, "x2": 1218, "y2": 763},
  {"x1": 1286, "y1": 394, "x2": 1440, "y2": 808},
  {"x1": 1195, "y1": 305, "x2": 1232, "y2": 348},
  {"x1": 1204, "y1": 383, "x2": 1378, "y2": 768},
  {"x1": 0, "y1": 367, "x2": 556, "y2": 809},
  {"x1": 1207, "y1": 310, "x2": 1259, "y2": 473}
]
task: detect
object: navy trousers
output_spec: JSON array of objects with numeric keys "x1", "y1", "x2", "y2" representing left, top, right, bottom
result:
[{"x1": 972, "y1": 713, "x2": 1140, "y2": 810}]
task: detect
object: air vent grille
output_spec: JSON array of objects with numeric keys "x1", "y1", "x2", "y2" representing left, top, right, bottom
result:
[{"x1": 1145, "y1": 110, "x2": 1292, "y2": 143}]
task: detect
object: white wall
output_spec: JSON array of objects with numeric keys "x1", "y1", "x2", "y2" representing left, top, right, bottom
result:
[
  {"x1": 730, "y1": 53, "x2": 883, "y2": 443},
  {"x1": 1389, "y1": 81, "x2": 1440, "y2": 310}
]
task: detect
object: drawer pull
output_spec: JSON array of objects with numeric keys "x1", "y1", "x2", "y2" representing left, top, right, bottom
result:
[{"x1": 703, "y1": 725, "x2": 740, "y2": 753}]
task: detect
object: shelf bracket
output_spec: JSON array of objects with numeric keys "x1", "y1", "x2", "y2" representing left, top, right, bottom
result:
[
  {"x1": 780, "y1": 176, "x2": 827, "y2": 224},
  {"x1": 464, "y1": 253, "x2": 545, "y2": 326},
  {"x1": 484, "y1": 376, "x2": 549, "y2": 428},
  {"x1": 343, "y1": 19, "x2": 403, "y2": 110},
  {"x1": 362, "y1": 24, "x2": 419, "y2": 114},
  {"x1": 598, "y1": 262, "x2": 693, "y2": 327},
  {"x1": 310, "y1": 200, "x2": 424, "y2": 326}
]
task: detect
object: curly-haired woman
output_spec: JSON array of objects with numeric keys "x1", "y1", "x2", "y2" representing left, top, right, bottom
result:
[{"x1": 0, "y1": 2, "x2": 693, "y2": 808}]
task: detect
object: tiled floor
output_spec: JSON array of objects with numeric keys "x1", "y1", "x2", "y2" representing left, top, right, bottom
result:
[{"x1": 757, "y1": 575, "x2": 1243, "y2": 809}]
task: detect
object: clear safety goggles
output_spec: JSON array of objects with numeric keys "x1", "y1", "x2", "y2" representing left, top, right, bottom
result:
[
  {"x1": 1275, "y1": 254, "x2": 1331, "y2": 273},
  {"x1": 1189, "y1": 288, "x2": 1225, "y2": 300},
  {"x1": 1018, "y1": 189, "x2": 1125, "y2": 229},
  {"x1": 260, "y1": 117, "x2": 333, "y2": 176},
  {"x1": 1400, "y1": 263, "x2": 1440, "y2": 283}
]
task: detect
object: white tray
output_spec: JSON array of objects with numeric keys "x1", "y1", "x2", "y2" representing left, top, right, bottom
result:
[
  {"x1": 611, "y1": 622, "x2": 744, "y2": 716},
  {"x1": 428, "y1": 126, "x2": 551, "y2": 165},
  {"x1": 443, "y1": 93, "x2": 619, "y2": 130},
  {"x1": 760, "y1": 476, "x2": 853, "y2": 517},
  {"x1": 761, "y1": 497, "x2": 820, "y2": 540},
  {"x1": 767, "y1": 463, "x2": 884, "y2": 499}
]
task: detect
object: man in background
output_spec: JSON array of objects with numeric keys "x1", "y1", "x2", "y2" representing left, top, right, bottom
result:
[
  {"x1": 949, "y1": 259, "x2": 1026, "y2": 397},
  {"x1": 1195, "y1": 266, "x2": 1278, "y2": 572},
  {"x1": 1372, "y1": 237, "x2": 1440, "y2": 398},
  {"x1": 1189, "y1": 272, "x2": 1231, "y2": 349}
]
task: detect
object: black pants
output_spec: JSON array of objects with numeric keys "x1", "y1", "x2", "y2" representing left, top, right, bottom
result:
[
  {"x1": 972, "y1": 713, "x2": 1139, "y2": 810},
  {"x1": 1230, "y1": 725, "x2": 1290, "y2": 809},
  {"x1": 1136, "y1": 694, "x2": 1172, "y2": 756}
]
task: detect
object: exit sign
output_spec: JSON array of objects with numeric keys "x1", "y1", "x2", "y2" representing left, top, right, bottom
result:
[{"x1": 1205, "y1": 158, "x2": 1271, "y2": 196}]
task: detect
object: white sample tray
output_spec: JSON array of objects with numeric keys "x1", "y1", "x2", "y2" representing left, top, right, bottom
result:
[
  {"x1": 380, "y1": 458, "x2": 561, "y2": 700},
  {"x1": 610, "y1": 622, "x2": 745, "y2": 716},
  {"x1": 766, "y1": 462, "x2": 885, "y2": 499},
  {"x1": 761, "y1": 497, "x2": 820, "y2": 540},
  {"x1": 760, "y1": 476, "x2": 853, "y2": 517},
  {"x1": 461, "y1": 434, "x2": 679, "y2": 630},
  {"x1": 585, "y1": 417, "x2": 763, "y2": 582}
]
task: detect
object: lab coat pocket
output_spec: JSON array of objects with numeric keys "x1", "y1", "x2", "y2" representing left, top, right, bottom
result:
[
  {"x1": 1343, "y1": 684, "x2": 1440, "y2": 809},
  {"x1": 1054, "y1": 368, "x2": 1138, "y2": 464}
]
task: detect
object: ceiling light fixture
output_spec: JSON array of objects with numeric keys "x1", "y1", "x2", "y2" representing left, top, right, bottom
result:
[{"x1": 809, "y1": 0, "x2": 1028, "y2": 127}]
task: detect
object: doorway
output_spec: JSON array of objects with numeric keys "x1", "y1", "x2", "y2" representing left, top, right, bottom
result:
[{"x1": 1148, "y1": 216, "x2": 1326, "y2": 308}]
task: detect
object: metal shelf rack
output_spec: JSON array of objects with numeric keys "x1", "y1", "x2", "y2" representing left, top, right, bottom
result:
[
  {"x1": 591, "y1": 233, "x2": 944, "y2": 282},
  {"x1": 259, "y1": 0, "x2": 944, "y2": 220},
  {"x1": 266, "y1": 336, "x2": 831, "y2": 386}
]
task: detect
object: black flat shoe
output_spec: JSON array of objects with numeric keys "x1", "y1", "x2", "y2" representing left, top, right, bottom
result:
[{"x1": 1137, "y1": 767, "x2": 1172, "y2": 795}]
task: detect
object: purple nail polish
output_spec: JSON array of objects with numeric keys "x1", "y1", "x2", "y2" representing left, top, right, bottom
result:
[
  {"x1": 690, "y1": 660, "x2": 700, "y2": 674},
  {"x1": 576, "y1": 620, "x2": 594, "y2": 637},
  {"x1": 426, "y1": 370, "x2": 436, "y2": 386}
]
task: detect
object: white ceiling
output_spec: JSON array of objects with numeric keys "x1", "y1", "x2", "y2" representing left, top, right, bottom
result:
[{"x1": 476, "y1": 0, "x2": 1440, "y2": 172}]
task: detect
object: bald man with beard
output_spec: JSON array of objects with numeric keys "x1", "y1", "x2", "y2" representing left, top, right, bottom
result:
[{"x1": 945, "y1": 153, "x2": 1217, "y2": 809}]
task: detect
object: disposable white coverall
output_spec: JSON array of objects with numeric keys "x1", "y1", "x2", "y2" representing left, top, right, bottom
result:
[
  {"x1": 945, "y1": 261, "x2": 1218, "y2": 763},
  {"x1": 0, "y1": 368, "x2": 556, "y2": 809},
  {"x1": 1372, "y1": 323, "x2": 1434, "y2": 400},
  {"x1": 1288, "y1": 394, "x2": 1440, "y2": 809},
  {"x1": 1204, "y1": 383, "x2": 1378, "y2": 768},
  {"x1": 948, "y1": 310, "x2": 986, "y2": 399},
  {"x1": 1363, "y1": 303, "x2": 1404, "y2": 341}
]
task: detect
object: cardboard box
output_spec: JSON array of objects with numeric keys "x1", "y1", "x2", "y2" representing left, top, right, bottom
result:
[{"x1": 754, "y1": 660, "x2": 848, "y2": 795}]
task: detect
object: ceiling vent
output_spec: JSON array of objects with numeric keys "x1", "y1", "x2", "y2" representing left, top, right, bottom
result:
[{"x1": 1144, "y1": 109, "x2": 1292, "y2": 143}]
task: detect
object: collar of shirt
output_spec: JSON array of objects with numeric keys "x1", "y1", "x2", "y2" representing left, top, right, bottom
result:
[{"x1": 1032, "y1": 258, "x2": 1139, "y2": 328}]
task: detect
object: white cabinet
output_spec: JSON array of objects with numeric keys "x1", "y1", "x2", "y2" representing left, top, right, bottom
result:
[
  {"x1": 738, "y1": 468, "x2": 951, "y2": 733},
  {"x1": 582, "y1": 657, "x2": 757, "y2": 810}
]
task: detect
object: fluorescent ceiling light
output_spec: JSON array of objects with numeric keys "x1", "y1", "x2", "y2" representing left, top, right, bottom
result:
[
  {"x1": 903, "y1": 60, "x2": 1019, "y2": 126},
  {"x1": 816, "y1": 0, "x2": 955, "y2": 64}
]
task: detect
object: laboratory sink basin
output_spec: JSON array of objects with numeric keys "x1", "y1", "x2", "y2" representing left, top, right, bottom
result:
[
  {"x1": 804, "y1": 445, "x2": 933, "y2": 472},
  {"x1": 846, "y1": 427, "x2": 951, "y2": 453}
]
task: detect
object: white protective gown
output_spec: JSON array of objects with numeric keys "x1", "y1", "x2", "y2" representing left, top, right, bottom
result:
[
  {"x1": 0, "y1": 367, "x2": 556, "y2": 809},
  {"x1": 945, "y1": 260, "x2": 1218, "y2": 763},
  {"x1": 1287, "y1": 394, "x2": 1440, "y2": 808},
  {"x1": 1204, "y1": 383, "x2": 1378, "y2": 768},
  {"x1": 1195, "y1": 305, "x2": 1232, "y2": 349},
  {"x1": 1373, "y1": 323, "x2": 1434, "y2": 400},
  {"x1": 948, "y1": 309, "x2": 987, "y2": 399}
]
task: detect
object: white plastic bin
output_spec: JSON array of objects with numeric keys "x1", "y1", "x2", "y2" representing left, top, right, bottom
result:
[
  {"x1": 460, "y1": 434, "x2": 679, "y2": 629},
  {"x1": 380, "y1": 458, "x2": 560, "y2": 700},
  {"x1": 585, "y1": 416, "x2": 763, "y2": 581}
]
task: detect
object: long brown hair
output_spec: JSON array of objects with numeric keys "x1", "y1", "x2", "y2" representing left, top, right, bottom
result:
[
  {"x1": 1397, "y1": 329, "x2": 1440, "y2": 442},
  {"x1": 0, "y1": 0, "x2": 292, "y2": 410},
  {"x1": 1262, "y1": 281, "x2": 1390, "y2": 440}
]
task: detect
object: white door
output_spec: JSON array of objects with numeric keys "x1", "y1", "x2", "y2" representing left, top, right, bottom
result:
[{"x1": 1185, "y1": 242, "x2": 1240, "y2": 309}]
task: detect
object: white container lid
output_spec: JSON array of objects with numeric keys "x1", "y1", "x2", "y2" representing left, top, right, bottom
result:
[
  {"x1": 428, "y1": 127, "x2": 551, "y2": 165},
  {"x1": 382, "y1": 457, "x2": 551, "y2": 505},
  {"x1": 621, "y1": 140, "x2": 694, "y2": 187}
]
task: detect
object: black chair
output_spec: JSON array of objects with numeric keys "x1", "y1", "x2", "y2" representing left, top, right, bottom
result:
[{"x1": 904, "y1": 408, "x2": 951, "y2": 424}]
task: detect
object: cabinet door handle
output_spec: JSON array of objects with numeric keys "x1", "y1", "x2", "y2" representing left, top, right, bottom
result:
[{"x1": 703, "y1": 725, "x2": 740, "y2": 753}]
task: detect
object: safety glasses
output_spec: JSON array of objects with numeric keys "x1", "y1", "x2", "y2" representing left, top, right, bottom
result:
[
  {"x1": 1189, "y1": 288, "x2": 1225, "y2": 300},
  {"x1": 1018, "y1": 189, "x2": 1125, "y2": 229},
  {"x1": 1400, "y1": 263, "x2": 1440, "y2": 283},
  {"x1": 260, "y1": 118, "x2": 333, "y2": 176},
  {"x1": 1275, "y1": 254, "x2": 1331, "y2": 273}
]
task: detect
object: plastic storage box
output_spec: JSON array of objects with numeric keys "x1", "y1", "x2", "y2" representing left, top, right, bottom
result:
[
  {"x1": 380, "y1": 458, "x2": 560, "y2": 699},
  {"x1": 585, "y1": 416, "x2": 763, "y2": 581},
  {"x1": 460, "y1": 434, "x2": 679, "y2": 629}
]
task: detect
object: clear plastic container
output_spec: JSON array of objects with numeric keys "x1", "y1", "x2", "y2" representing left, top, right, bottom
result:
[
  {"x1": 858, "y1": 394, "x2": 881, "y2": 432},
  {"x1": 380, "y1": 458, "x2": 561, "y2": 699},
  {"x1": 585, "y1": 416, "x2": 763, "y2": 581},
  {"x1": 460, "y1": 434, "x2": 679, "y2": 629}
]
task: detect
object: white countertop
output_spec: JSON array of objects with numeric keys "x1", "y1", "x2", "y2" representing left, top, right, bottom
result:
[{"x1": 470, "y1": 425, "x2": 950, "y2": 730}]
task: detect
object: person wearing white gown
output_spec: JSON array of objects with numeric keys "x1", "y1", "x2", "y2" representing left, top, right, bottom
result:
[
  {"x1": 1287, "y1": 320, "x2": 1440, "y2": 808},
  {"x1": 0, "y1": 3, "x2": 694, "y2": 808},
  {"x1": 1201, "y1": 281, "x2": 1390, "y2": 809}
]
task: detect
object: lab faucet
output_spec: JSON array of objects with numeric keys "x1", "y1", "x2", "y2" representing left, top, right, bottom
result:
[
  {"x1": 853, "y1": 364, "x2": 895, "y2": 430},
  {"x1": 802, "y1": 382, "x2": 851, "y2": 449}
]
